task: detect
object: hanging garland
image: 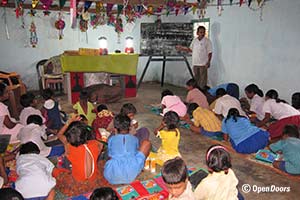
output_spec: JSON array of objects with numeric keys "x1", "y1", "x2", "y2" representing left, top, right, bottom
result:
[
  {"x1": 55, "y1": 12, "x2": 65, "y2": 39},
  {"x1": 30, "y1": 20, "x2": 38, "y2": 47}
]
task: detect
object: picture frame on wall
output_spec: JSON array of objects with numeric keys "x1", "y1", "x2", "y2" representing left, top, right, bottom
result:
[{"x1": 192, "y1": 18, "x2": 210, "y2": 38}]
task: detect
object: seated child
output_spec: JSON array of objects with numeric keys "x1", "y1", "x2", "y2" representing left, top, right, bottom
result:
[
  {"x1": 161, "y1": 89, "x2": 187, "y2": 118},
  {"x1": 17, "y1": 115, "x2": 65, "y2": 157},
  {"x1": 92, "y1": 104, "x2": 114, "y2": 140},
  {"x1": 90, "y1": 187, "x2": 119, "y2": 200},
  {"x1": 73, "y1": 90, "x2": 96, "y2": 126},
  {"x1": 53, "y1": 114, "x2": 110, "y2": 196},
  {"x1": 208, "y1": 83, "x2": 240, "y2": 99},
  {"x1": 270, "y1": 125, "x2": 300, "y2": 175},
  {"x1": 292, "y1": 92, "x2": 300, "y2": 111},
  {"x1": 15, "y1": 142, "x2": 56, "y2": 200},
  {"x1": 222, "y1": 108, "x2": 269, "y2": 154},
  {"x1": 104, "y1": 114, "x2": 151, "y2": 184},
  {"x1": 19, "y1": 92, "x2": 45, "y2": 125},
  {"x1": 0, "y1": 82, "x2": 24, "y2": 143},
  {"x1": 161, "y1": 157, "x2": 195, "y2": 200},
  {"x1": 186, "y1": 103, "x2": 222, "y2": 138},
  {"x1": 194, "y1": 145, "x2": 243, "y2": 200},
  {"x1": 185, "y1": 79, "x2": 209, "y2": 109},
  {"x1": 0, "y1": 188, "x2": 24, "y2": 200},
  {"x1": 148, "y1": 111, "x2": 181, "y2": 167},
  {"x1": 41, "y1": 88, "x2": 63, "y2": 131}
]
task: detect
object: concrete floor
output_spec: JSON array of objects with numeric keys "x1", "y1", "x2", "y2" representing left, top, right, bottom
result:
[{"x1": 59, "y1": 82, "x2": 300, "y2": 199}]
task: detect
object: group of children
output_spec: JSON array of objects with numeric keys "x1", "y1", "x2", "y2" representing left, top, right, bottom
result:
[{"x1": 0, "y1": 78, "x2": 300, "y2": 199}]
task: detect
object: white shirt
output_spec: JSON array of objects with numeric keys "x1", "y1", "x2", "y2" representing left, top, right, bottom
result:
[
  {"x1": 0, "y1": 102, "x2": 9, "y2": 133},
  {"x1": 15, "y1": 154, "x2": 56, "y2": 198},
  {"x1": 214, "y1": 94, "x2": 246, "y2": 118},
  {"x1": 19, "y1": 107, "x2": 45, "y2": 125},
  {"x1": 250, "y1": 94, "x2": 265, "y2": 120},
  {"x1": 262, "y1": 99, "x2": 300, "y2": 120},
  {"x1": 17, "y1": 124, "x2": 51, "y2": 157},
  {"x1": 190, "y1": 37, "x2": 212, "y2": 66}
]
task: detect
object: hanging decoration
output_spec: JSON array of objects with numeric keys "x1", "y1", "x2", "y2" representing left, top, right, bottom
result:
[
  {"x1": 257, "y1": 0, "x2": 263, "y2": 6},
  {"x1": 59, "y1": 0, "x2": 66, "y2": 9},
  {"x1": 106, "y1": 3, "x2": 114, "y2": 16},
  {"x1": 2, "y1": 0, "x2": 8, "y2": 6},
  {"x1": 115, "y1": 16, "x2": 123, "y2": 43},
  {"x1": 248, "y1": 0, "x2": 252, "y2": 7},
  {"x1": 183, "y1": 5, "x2": 189, "y2": 15},
  {"x1": 199, "y1": 0, "x2": 207, "y2": 18},
  {"x1": 55, "y1": 12, "x2": 65, "y2": 40},
  {"x1": 230, "y1": 0, "x2": 233, "y2": 5},
  {"x1": 84, "y1": 1, "x2": 92, "y2": 12},
  {"x1": 2, "y1": 7, "x2": 10, "y2": 40},
  {"x1": 30, "y1": 20, "x2": 38, "y2": 47},
  {"x1": 192, "y1": 3, "x2": 197, "y2": 15},
  {"x1": 32, "y1": 0, "x2": 39, "y2": 9},
  {"x1": 70, "y1": 0, "x2": 77, "y2": 28},
  {"x1": 240, "y1": 0, "x2": 244, "y2": 7},
  {"x1": 79, "y1": 11, "x2": 89, "y2": 32},
  {"x1": 91, "y1": 2, "x2": 105, "y2": 28},
  {"x1": 217, "y1": 0, "x2": 223, "y2": 16},
  {"x1": 15, "y1": 1, "x2": 24, "y2": 18},
  {"x1": 40, "y1": 0, "x2": 53, "y2": 11}
]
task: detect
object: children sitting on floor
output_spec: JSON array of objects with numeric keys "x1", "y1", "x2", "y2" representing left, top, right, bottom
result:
[
  {"x1": 270, "y1": 125, "x2": 300, "y2": 175},
  {"x1": 41, "y1": 88, "x2": 63, "y2": 132},
  {"x1": 292, "y1": 92, "x2": 300, "y2": 111},
  {"x1": 90, "y1": 187, "x2": 119, "y2": 200},
  {"x1": 73, "y1": 89, "x2": 96, "y2": 126},
  {"x1": 0, "y1": 82, "x2": 24, "y2": 143},
  {"x1": 257, "y1": 89, "x2": 300, "y2": 139},
  {"x1": 17, "y1": 115, "x2": 65, "y2": 157},
  {"x1": 161, "y1": 89, "x2": 187, "y2": 118},
  {"x1": 147, "y1": 111, "x2": 181, "y2": 167},
  {"x1": 15, "y1": 142, "x2": 56, "y2": 200},
  {"x1": 244, "y1": 84, "x2": 265, "y2": 122},
  {"x1": 186, "y1": 103, "x2": 222, "y2": 138},
  {"x1": 194, "y1": 145, "x2": 243, "y2": 200},
  {"x1": 92, "y1": 104, "x2": 114, "y2": 140},
  {"x1": 104, "y1": 114, "x2": 151, "y2": 184},
  {"x1": 185, "y1": 79, "x2": 209, "y2": 109},
  {"x1": 222, "y1": 108, "x2": 269, "y2": 154},
  {"x1": 53, "y1": 114, "x2": 110, "y2": 196},
  {"x1": 19, "y1": 92, "x2": 45, "y2": 125},
  {"x1": 161, "y1": 157, "x2": 195, "y2": 200}
]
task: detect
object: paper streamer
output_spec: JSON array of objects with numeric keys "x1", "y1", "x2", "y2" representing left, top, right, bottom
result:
[{"x1": 70, "y1": 0, "x2": 76, "y2": 28}]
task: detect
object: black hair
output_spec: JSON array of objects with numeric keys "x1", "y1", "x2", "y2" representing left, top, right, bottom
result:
[
  {"x1": 114, "y1": 114, "x2": 131, "y2": 133},
  {"x1": 120, "y1": 103, "x2": 137, "y2": 115},
  {"x1": 41, "y1": 88, "x2": 53, "y2": 100},
  {"x1": 90, "y1": 187, "x2": 119, "y2": 200},
  {"x1": 65, "y1": 121, "x2": 94, "y2": 147},
  {"x1": 187, "y1": 103, "x2": 199, "y2": 116},
  {"x1": 225, "y1": 108, "x2": 245, "y2": 123},
  {"x1": 206, "y1": 145, "x2": 232, "y2": 174},
  {"x1": 161, "y1": 89, "x2": 174, "y2": 100},
  {"x1": 19, "y1": 142, "x2": 40, "y2": 155},
  {"x1": 20, "y1": 92, "x2": 36, "y2": 107},
  {"x1": 186, "y1": 79, "x2": 198, "y2": 88},
  {"x1": 0, "y1": 188, "x2": 24, "y2": 200},
  {"x1": 161, "y1": 157, "x2": 188, "y2": 185},
  {"x1": 27, "y1": 114, "x2": 43, "y2": 125},
  {"x1": 283, "y1": 125, "x2": 300, "y2": 138},
  {"x1": 216, "y1": 88, "x2": 227, "y2": 97},
  {"x1": 292, "y1": 92, "x2": 300, "y2": 110},
  {"x1": 0, "y1": 82, "x2": 6, "y2": 97},
  {"x1": 265, "y1": 89, "x2": 286, "y2": 103},
  {"x1": 80, "y1": 89, "x2": 89, "y2": 100},
  {"x1": 245, "y1": 84, "x2": 263, "y2": 97},
  {"x1": 79, "y1": 114, "x2": 88, "y2": 122},
  {"x1": 197, "y1": 26, "x2": 206, "y2": 32},
  {"x1": 97, "y1": 104, "x2": 108, "y2": 112},
  {"x1": 163, "y1": 111, "x2": 180, "y2": 132}
]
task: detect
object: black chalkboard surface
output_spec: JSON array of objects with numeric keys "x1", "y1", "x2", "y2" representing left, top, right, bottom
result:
[{"x1": 140, "y1": 23, "x2": 193, "y2": 56}]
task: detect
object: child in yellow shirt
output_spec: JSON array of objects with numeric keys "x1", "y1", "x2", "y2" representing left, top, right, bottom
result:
[{"x1": 73, "y1": 90, "x2": 96, "y2": 126}]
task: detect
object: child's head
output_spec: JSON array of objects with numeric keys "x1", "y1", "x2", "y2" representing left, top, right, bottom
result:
[
  {"x1": 225, "y1": 108, "x2": 242, "y2": 122},
  {"x1": 120, "y1": 103, "x2": 137, "y2": 119},
  {"x1": 161, "y1": 89, "x2": 174, "y2": 100},
  {"x1": 292, "y1": 92, "x2": 300, "y2": 110},
  {"x1": 97, "y1": 104, "x2": 108, "y2": 112},
  {"x1": 114, "y1": 114, "x2": 131, "y2": 133},
  {"x1": 0, "y1": 188, "x2": 24, "y2": 200},
  {"x1": 216, "y1": 88, "x2": 226, "y2": 97},
  {"x1": 80, "y1": 89, "x2": 89, "y2": 101},
  {"x1": 206, "y1": 145, "x2": 232, "y2": 174},
  {"x1": 65, "y1": 121, "x2": 94, "y2": 147},
  {"x1": 79, "y1": 114, "x2": 88, "y2": 125},
  {"x1": 27, "y1": 114, "x2": 43, "y2": 125},
  {"x1": 244, "y1": 84, "x2": 263, "y2": 99},
  {"x1": 265, "y1": 89, "x2": 278, "y2": 100},
  {"x1": 0, "y1": 82, "x2": 8, "y2": 100},
  {"x1": 161, "y1": 157, "x2": 188, "y2": 198},
  {"x1": 20, "y1": 92, "x2": 37, "y2": 108},
  {"x1": 19, "y1": 142, "x2": 40, "y2": 155},
  {"x1": 90, "y1": 187, "x2": 119, "y2": 200},
  {"x1": 282, "y1": 125, "x2": 300, "y2": 138},
  {"x1": 187, "y1": 103, "x2": 199, "y2": 116},
  {"x1": 186, "y1": 79, "x2": 198, "y2": 90},
  {"x1": 41, "y1": 88, "x2": 54, "y2": 100},
  {"x1": 163, "y1": 111, "x2": 179, "y2": 130}
]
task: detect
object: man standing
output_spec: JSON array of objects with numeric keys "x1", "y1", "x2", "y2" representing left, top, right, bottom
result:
[{"x1": 177, "y1": 26, "x2": 212, "y2": 89}]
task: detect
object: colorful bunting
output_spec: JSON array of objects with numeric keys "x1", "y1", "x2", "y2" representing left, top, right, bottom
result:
[
  {"x1": 59, "y1": 0, "x2": 66, "y2": 9},
  {"x1": 55, "y1": 12, "x2": 65, "y2": 39},
  {"x1": 84, "y1": 1, "x2": 92, "y2": 12},
  {"x1": 32, "y1": 0, "x2": 39, "y2": 9},
  {"x1": 70, "y1": 0, "x2": 76, "y2": 28}
]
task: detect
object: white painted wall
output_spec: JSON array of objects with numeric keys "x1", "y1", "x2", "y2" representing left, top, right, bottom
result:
[{"x1": 0, "y1": 0, "x2": 299, "y2": 102}]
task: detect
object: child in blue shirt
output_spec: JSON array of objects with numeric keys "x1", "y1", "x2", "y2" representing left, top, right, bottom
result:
[
  {"x1": 270, "y1": 125, "x2": 300, "y2": 175},
  {"x1": 104, "y1": 114, "x2": 151, "y2": 184},
  {"x1": 222, "y1": 108, "x2": 269, "y2": 154}
]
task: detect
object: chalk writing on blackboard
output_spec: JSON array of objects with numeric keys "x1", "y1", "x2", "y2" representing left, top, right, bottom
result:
[{"x1": 140, "y1": 23, "x2": 193, "y2": 56}]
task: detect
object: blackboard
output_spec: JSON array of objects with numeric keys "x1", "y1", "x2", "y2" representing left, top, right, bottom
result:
[{"x1": 140, "y1": 23, "x2": 193, "y2": 56}]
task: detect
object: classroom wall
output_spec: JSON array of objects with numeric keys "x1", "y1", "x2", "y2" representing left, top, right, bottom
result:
[{"x1": 0, "y1": 0, "x2": 299, "y2": 102}]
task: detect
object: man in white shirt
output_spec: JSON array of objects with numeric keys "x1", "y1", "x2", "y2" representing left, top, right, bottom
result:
[{"x1": 176, "y1": 26, "x2": 212, "y2": 89}]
